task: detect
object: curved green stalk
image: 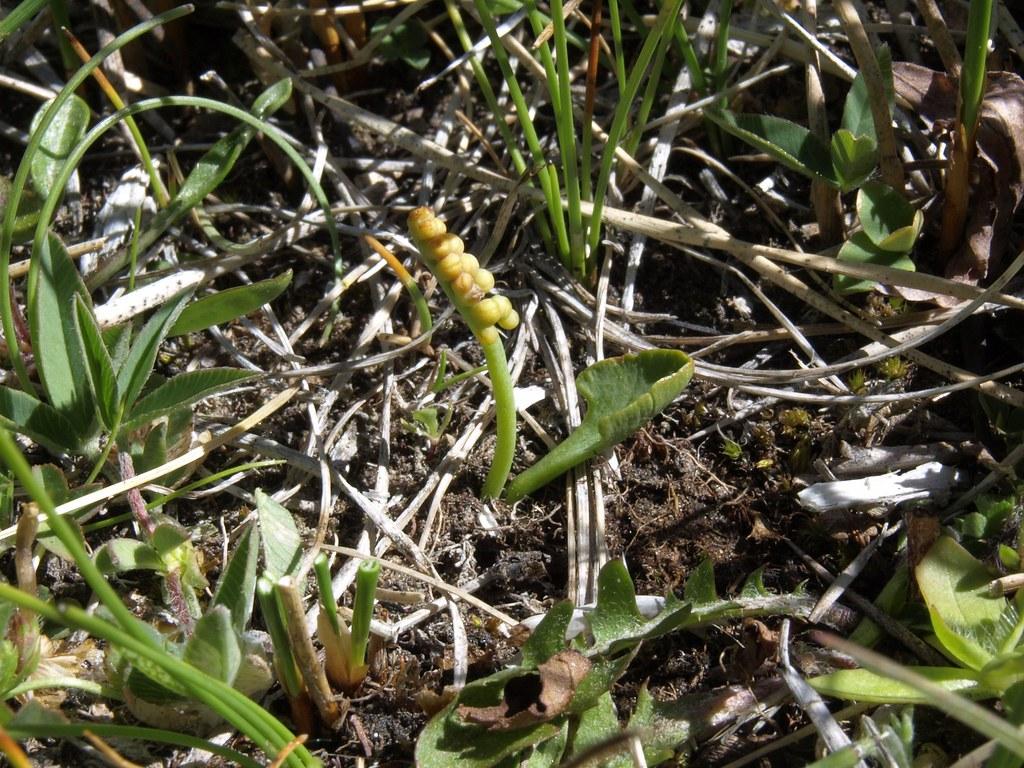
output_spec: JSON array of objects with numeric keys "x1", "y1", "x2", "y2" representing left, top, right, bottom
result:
[
  {"x1": 960, "y1": 0, "x2": 993, "y2": 140},
  {"x1": 0, "y1": 5, "x2": 194, "y2": 391},
  {"x1": 480, "y1": 337, "x2": 516, "y2": 499}
]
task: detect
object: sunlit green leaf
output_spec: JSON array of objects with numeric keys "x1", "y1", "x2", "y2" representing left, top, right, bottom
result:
[
  {"x1": 212, "y1": 522, "x2": 260, "y2": 635},
  {"x1": 841, "y1": 44, "x2": 893, "y2": 141},
  {"x1": 857, "y1": 181, "x2": 923, "y2": 252},
  {"x1": 810, "y1": 666, "x2": 990, "y2": 703},
  {"x1": 116, "y1": 291, "x2": 191, "y2": 411},
  {"x1": 74, "y1": 295, "x2": 120, "y2": 431},
  {"x1": 834, "y1": 231, "x2": 916, "y2": 294},
  {"x1": 125, "y1": 368, "x2": 257, "y2": 428},
  {"x1": 95, "y1": 538, "x2": 165, "y2": 574},
  {"x1": 254, "y1": 489, "x2": 302, "y2": 581},
  {"x1": 184, "y1": 605, "x2": 242, "y2": 684},
  {"x1": 830, "y1": 129, "x2": 878, "y2": 192},
  {"x1": 28, "y1": 95, "x2": 90, "y2": 199}
]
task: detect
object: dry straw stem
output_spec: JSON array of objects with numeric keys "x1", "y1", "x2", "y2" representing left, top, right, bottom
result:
[
  {"x1": 913, "y1": 0, "x2": 962, "y2": 76},
  {"x1": 832, "y1": 0, "x2": 905, "y2": 190}
]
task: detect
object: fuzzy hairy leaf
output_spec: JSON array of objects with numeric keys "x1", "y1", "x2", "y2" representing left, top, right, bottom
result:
[
  {"x1": 0, "y1": 386, "x2": 80, "y2": 454},
  {"x1": 28, "y1": 233, "x2": 94, "y2": 440},
  {"x1": 705, "y1": 108, "x2": 837, "y2": 184},
  {"x1": 95, "y1": 538, "x2": 165, "y2": 574},
  {"x1": 810, "y1": 666, "x2": 991, "y2": 703},
  {"x1": 28, "y1": 95, "x2": 90, "y2": 199},
  {"x1": 169, "y1": 271, "x2": 292, "y2": 337},
  {"x1": 125, "y1": 368, "x2": 257, "y2": 428},
  {"x1": 184, "y1": 605, "x2": 242, "y2": 684}
]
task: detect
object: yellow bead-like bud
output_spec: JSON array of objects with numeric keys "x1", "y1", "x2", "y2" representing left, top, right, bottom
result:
[
  {"x1": 430, "y1": 233, "x2": 464, "y2": 261},
  {"x1": 452, "y1": 272, "x2": 475, "y2": 297},
  {"x1": 437, "y1": 253, "x2": 463, "y2": 282},
  {"x1": 498, "y1": 308, "x2": 520, "y2": 330},
  {"x1": 471, "y1": 298, "x2": 502, "y2": 327},
  {"x1": 492, "y1": 295, "x2": 513, "y2": 319},
  {"x1": 460, "y1": 253, "x2": 479, "y2": 274},
  {"x1": 477, "y1": 326, "x2": 499, "y2": 345},
  {"x1": 474, "y1": 269, "x2": 495, "y2": 293},
  {"x1": 408, "y1": 207, "x2": 446, "y2": 242}
]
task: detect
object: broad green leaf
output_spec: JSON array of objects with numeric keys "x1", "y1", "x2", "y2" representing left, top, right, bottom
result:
[
  {"x1": 506, "y1": 351, "x2": 693, "y2": 501},
  {"x1": 856, "y1": 181, "x2": 923, "y2": 252},
  {"x1": 683, "y1": 559, "x2": 717, "y2": 604},
  {"x1": 95, "y1": 538, "x2": 165, "y2": 574},
  {"x1": 521, "y1": 601, "x2": 574, "y2": 667},
  {"x1": 415, "y1": 699, "x2": 560, "y2": 768},
  {"x1": 917, "y1": 536, "x2": 1007, "y2": 670},
  {"x1": 184, "y1": 605, "x2": 242, "y2": 684},
  {"x1": 841, "y1": 44, "x2": 894, "y2": 141},
  {"x1": 830, "y1": 129, "x2": 878, "y2": 192},
  {"x1": 0, "y1": 385, "x2": 80, "y2": 454},
  {"x1": 124, "y1": 368, "x2": 257, "y2": 428},
  {"x1": 567, "y1": 651, "x2": 635, "y2": 715},
  {"x1": 523, "y1": 721, "x2": 568, "y2": 768},
  {"x1": 116, "y1": 291, "x2": 191, "y2": 411},
  {"x1": 704, "y1": 108, "x2": 837, "y2": 185},
  {"x1": 74, "y1": 295, "x2": 120, "y2": 430},
  {"x1": 809, "y1": 666, "x2": 991, "y2": 703},
  {"x1": 254, "y1": 488, "x2": 302, "y2": 580},
  {"x1": 834, "y1": 231, "x2": 916, "y2": 293},
  {"x1": 168, "y1": 271, "x2": 292, "y2": 337},
  {"x1": 28, "y1": 233, "x2": 94, "y2": 439},
  {"x1": 28, "y1": 95, "x2": 90, "y2": 199},
  {"x1": 212, "y1": 522, "x2": 260, "y2": 635}
]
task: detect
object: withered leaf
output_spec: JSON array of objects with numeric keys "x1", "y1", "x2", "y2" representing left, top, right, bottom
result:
[
  {"x1": 893, "y1": 63, "x2": 1024, "y2": 286},
  {"x1": 457, "y1": 650, "x2": 591, "y2": 731}
]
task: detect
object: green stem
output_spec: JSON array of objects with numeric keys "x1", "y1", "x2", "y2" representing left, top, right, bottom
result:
[
  {"x1": 505, "y1": 423, "x2": 597, "y2": 502},
  {"x1": 480, "y1": 337, "x2": 516, "y2": 499},
  {"x1": 256, "y1": 576, "x2": 304, "y2": 701},
  {"x1": 314, "y1": 552, "x2": 341, "y2": 635},
  {"x1": 6, "y1": 676, "x2": 120, "y2": 699}
]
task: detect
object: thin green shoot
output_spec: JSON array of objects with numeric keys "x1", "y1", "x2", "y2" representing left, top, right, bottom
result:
[
  {"x1": 587, "y1": 0, "x2": 687, "y2": 261},
  {"x1": 128, "y1": 203, "x2": 143, "y2": 292},
  {"x1": 607, "y1": 0, "x2": 627, "y2": 97},
  {"x1": 144, "y1": 459, "x2": 285, "y2": 510},
  {"x1": 314, "y1": 552, "x2": 342, "y2": 636},
  {"x1": 0, "y1": 0, "x2": 48, "y2": 42},
  {"x1": 430, "y1": 351, "x2": 487, "y2": 394},
  {"x1": 256, "y1": 576, "x2": 304, "y2": 701},
  {"x1": 350, "y1": 559, "x2": 381, "y2": 672},
  {"x1": 959, "y1": 0, "x2": 993, "y2": 141}
]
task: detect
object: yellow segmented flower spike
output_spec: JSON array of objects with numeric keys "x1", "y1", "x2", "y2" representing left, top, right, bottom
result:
[{"x1": 407, "y1": 207, "x2": 519, "y2": 344}]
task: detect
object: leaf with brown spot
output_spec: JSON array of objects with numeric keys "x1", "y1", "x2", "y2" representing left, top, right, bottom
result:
[
  {"x1": 457, "y1": 650, "x2": 591, "y2": 731},
  {"x1": 893, "y1": 63, "x2": 1024, "y2": 287}
]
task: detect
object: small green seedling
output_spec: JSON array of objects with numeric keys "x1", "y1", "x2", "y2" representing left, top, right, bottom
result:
[
  {"x1": 706, "y1": 46, "x2": 894, "y2": 194},
  {"x1": 812, "y1": 536, "x2": 1024, "y2": 704},
  {"x1": 505, "y1": 350, "x2": 693, "y2": 502},
  {"x1": 315, "y1": 553, "x2": 381, "y2": 694}
]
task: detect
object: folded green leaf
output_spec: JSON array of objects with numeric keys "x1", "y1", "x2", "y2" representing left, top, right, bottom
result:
[
  {"x1": 125, "y1": 368, "x2": 257, "y2": 428},
  {"x1": 212, "y1": 522, "x2": 260, "y2": 636},
  {"x1": 95, "y1": 538, "x2": 165, "y2": 574},
  {"x1": 834, "y1": 231, "x2": 915, "y2": 294},
  {"x1": 506, "y1": 350, "x2": 693, "y2": 501},
  {"x1": 254, "y1": 488, "x2": 302, "y2": 581},
  {"x1": 28, "y1": 95, "x2": 90, "y2": 200},
  {"x1": 168, "y1": 271, "x2": 292, "y2": 337},
  {"x1": 184, "y1": 606, "x2": 242, "y2": 685},
  {"x1": 857, "y1": 181, "x2": 923, "y2": 252},
  {"x1": 0, "y1": 385, "x2": 80, "y2": 454},
  {"x1": 705, "y1": 108, "x2": 837, "y2": 185},
  {"x1": 830, "y1": 129, "x2": 878, "y2": 192},
  {"x1": 117, "y1": 291, "x2": 192, "y2": 412}
]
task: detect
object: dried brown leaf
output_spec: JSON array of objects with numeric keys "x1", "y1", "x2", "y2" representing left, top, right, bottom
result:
[{"x1": 456, "y1": 650, "x2": 591, "y2": 731}]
